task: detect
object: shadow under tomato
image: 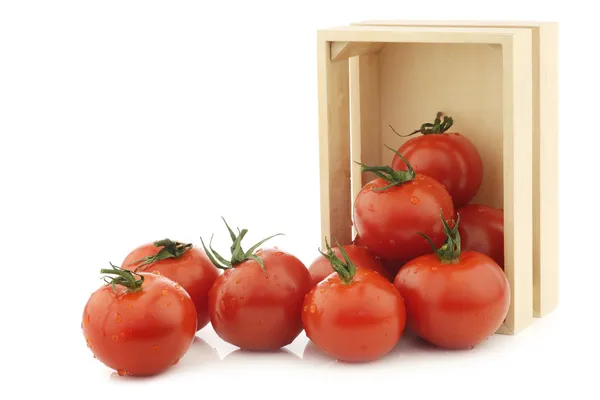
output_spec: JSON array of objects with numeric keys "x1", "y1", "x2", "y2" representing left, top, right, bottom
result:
[
  {"x1": 108, "y1": 336, "x2": 220, "y2": 381},
  {"x1": 221, "y1": 347, "x2": 301, "y2": 367}
]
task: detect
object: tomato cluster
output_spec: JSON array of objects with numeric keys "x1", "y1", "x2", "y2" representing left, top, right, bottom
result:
[{"x1": 82, "y1": 112, "x2": 510, "y2": 375}]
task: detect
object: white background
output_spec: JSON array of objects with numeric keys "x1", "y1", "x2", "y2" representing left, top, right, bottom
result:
[{"x1": 1, "y1": 0, "x2": 598, "y2": 398}]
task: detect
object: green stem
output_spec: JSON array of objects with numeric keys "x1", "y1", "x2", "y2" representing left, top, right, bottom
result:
[
  {"x1": 200, "y1": 217, "x2": 284, "y2": 276},
  {"x1": 318, "y1": 237, "x2": 356, "y2": 284},
  {"x1": 128, "y1": 238, "x2": 193, "y2": 270},
  {"x1": 390, "y1": 111, "x2": 454, "y2": 137},
  {"x1": 355, "y1": 145, "x2": 416, "y2": 190},
  {"x1": 101, "y1": 263, "x2": 145, "y2": 293},
  {"x1": 418, "y1": 210, "x2": 461, "y2": 263}
]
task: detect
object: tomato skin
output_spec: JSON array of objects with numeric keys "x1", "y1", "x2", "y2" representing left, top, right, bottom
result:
[
  {"x1": 122, "y1": 244, "x2": 220, "y2": 331},
  {"x1": 391, "y1": 133, "x2": 483, "y2": 208},
  {"x1": 353, "y1": 174, "x2": 454, "y2": 261},
  {"x1": 82, "y1": 273, "x2": 197, "y2": 376},
  {"x1": 457, "y1": 204, "x2": 504, "y2": 269},
  {"x1": 394, "y1": 251, "x2": 510, "y2": 349},
  {"x1": 208, "y1": 249, "x2": 311, "y2": 351},
  {"x1": 307, "y1": 245, "x2": 390, "y2": 286},
  {"x1": 302, "y1": 269, "x2": 406, "y2": 362}
]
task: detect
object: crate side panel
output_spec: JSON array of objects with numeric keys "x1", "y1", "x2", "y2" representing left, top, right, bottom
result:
[
  {"x1": 379, "y1": 43, "x2": 504, "y2": 208},
  {"x1": 318, "y1": 39, "x2": 352, "y2": 247}
]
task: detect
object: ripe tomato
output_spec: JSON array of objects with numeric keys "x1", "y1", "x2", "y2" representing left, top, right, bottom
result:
[
  {"x1": 203, "y1": 219, "x2": 311, "y2": 351},
  {"x1": 354, "y1": 147, "x2": 454, "y2": 261},
  {"x1": 307, "y1": 244, "x2": 390, "y2": 286},
  {"x1": 122, "y1": 239, "x2": 220, "y2": 331},
  {"x1": 390, "y1": 112, "x2": 483, "y2": 208},
  {"x1": 457, "y1": 204, "x2": 504, "y2": 269},
  {"x1": 302, "y1": 240, "x2": 406, "y2": 362},
  {"x1": 394, "y1": 213, "x2": 510, "y2": 349},
  {"x1": 82, "y1": 264, "x2": 197, "y2": 376}
]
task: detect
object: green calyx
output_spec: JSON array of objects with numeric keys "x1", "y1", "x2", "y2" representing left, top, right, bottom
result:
[
  {"x1": 101, "y1": 262, "x2": 145, "y2": 293},
  {"x1": 390, "y1": 111, "x2": 454, "y2": 137},
  {"x1": 418, "y1": 210, "x2": 461, "y2": 263},
  {"x1": 355, "y1": 145, "x2": 416, "y2": 191},
  {"x1": 319, "y1": 237, "x2": 356, "y2": 285},
  {"x1": 200, "y1": 217, "x2": 283, "y2": 276},
  {"x1": 129, "y1": 238, "x2": 193, "y2": 271}
]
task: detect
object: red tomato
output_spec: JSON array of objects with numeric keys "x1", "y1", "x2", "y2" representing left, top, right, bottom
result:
[
  {"x1": 82, "y1": 265, "x2": 197, "y2": 376},
  {"x1": 122, "y1": 239, "x2": 220, "y2": 331},
  {"x1": 391, "y1": 112, "x2": 483, "y2": 208},
  {"x1": 302, "y1": 241, "x2": 406, "y2": 362},
  {"x1": 457, "y1": 204, "x2": 504, "y2": 269},
  {"x1": 354, "y1": 148, "x2": 454, "y2": 261},
  {"x1": 393, "y1": 214, "x2": 510, "y2": 349},
  {"x1": 203, "y1": 220, "x2": 311, "y2": 351},
  {"x1": 307, "y1": 244, "x2": 390, "y2": 286}
]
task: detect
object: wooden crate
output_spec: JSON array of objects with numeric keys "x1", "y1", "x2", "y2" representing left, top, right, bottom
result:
[{"x1": 317, "y1": 21, "x2": 558, "y2": 335}]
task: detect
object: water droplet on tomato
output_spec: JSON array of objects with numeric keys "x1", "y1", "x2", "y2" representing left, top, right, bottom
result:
[
  {"x1": 367, "y1": 204, "x2": 375, "y2": 212},
  {"x1": 152, "y1": 270, "x2": 161, "y2": 275},
  {"x1": 86, "y1": 337, "x2": 92, "y2": 345},
  {"x1": 172, "y1": 358, "x2": 180, "y2": 365},
  {"x1": 112, "y1": 335, "x2": 119, "y2": 342},
  {"x1": 162, "y1": 290, "x2": 168, "y2": 296},
  {"x1": 413, "y1": 270, "x2": 419, "y2": 275},
  {"x1": 431, "y1": 267, "x2": 438, "y2": 272},
  {"x1": 320, "y1": 288, "x2": 326, "y2": 293},
  {"x1": 153, "y1": 345, "x2": 159, "y2": 352},
  {"x1": 93, "y1": 354, "x2": 97, "y2": 359},
  {"x1": 303, "y1": 305, "x2": 308, "y2": 312},
  {"x1": 309, "y1": 304, "x2": 316, "y2": 313},
  {"x1": 179, "y1": 295, "x2": 185, "y2": 301},
  {"x1": 167, "y1": 302, "x2": 172, "y2": 307},
  {"x1": 120, "y1": 332, "x2": 125, "y2": 338},
  {"x1": 389, "y1": 239, "x2": 396, "y2": 246},
  {"x1": 117, "y1": 369, "x2": 127, "y2": 376},
  {"x1": 235, "y1": 278, "x2": 241, "y2": 284},
  {"x1": 175, "y1": 284, "x2": 181, "y2": 290},
  {"x1": 410, "y1": 196, "x2": 420, "y2": 205},
  {"x1": 114, "y1": 313, "x2": 122, "y2": 323},
  {"x1": 127, "y1": 303, "x2": 132, "y2": 309}
]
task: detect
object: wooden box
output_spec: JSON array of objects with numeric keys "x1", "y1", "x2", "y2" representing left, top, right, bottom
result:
[{"x1": 317, "y1": 21, "x2": 558, "y2": 335}]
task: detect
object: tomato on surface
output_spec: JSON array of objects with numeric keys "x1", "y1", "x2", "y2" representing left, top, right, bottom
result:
[
  {"x1": 122, "y1": 238, "x2": 220, "y2": 331},
  {"x1": 394, "y1": 213, "x2": 510, "y2": 349},
  {"x1": 204, "y1": 219, "x2": 311, "y2": 351},
  {"x1": 353, "y1": 147, "x2": 454, "y2": 261},
  {"x1": 307, "y1": 244, "x2": 390, "y2": 286},
  {"x1": 390, "y1": 112, "x2": 483, "y2": 208},
  {"x1": 457, "y1": 204, "x2": 504, "y2": 269},
  {"x1": 82, "y1": 264, "x2": 197, "y2": 376},
  {"x1": 302, "y1": 239, "x2": 406, "y2": 362}
]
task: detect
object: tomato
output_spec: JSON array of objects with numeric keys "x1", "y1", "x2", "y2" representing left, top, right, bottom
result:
[
  {"x1": 393, "y1": 213, "x2": 510, "y2": 349},
  {"x1": 122, "y1": 239, "x2": 220, "y2": 331},
  {"x1": 354, "y1": 147, "x2": 454, "y2": 261},
  {"x1": 390, "y1": 112, "x2": 483, "y2": 208},
  {"x1": 203, "y1": 220, "x2": 311, "y2": 351},
  {"x1": 302, "y1": 240, "x2": 406, "y2": 362},
  {"x1": 457, "y1": 204, "x2": 504, "y2": 269},
  {"x1": 307, "y1": 244, "x2": 390, "y2": 286},
  {"x1": 82, "y1": 264, "x2": 197, "y2": 376}
]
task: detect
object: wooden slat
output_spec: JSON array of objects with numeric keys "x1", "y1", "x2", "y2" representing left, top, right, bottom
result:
[{"x1": 317, "y1": 34, "x2": 352, "y2": 247}]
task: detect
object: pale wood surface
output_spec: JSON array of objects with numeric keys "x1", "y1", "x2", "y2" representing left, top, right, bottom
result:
[
  {"x1": 317, "y1": 35, "x2": 352, "y2": 248},
  {"x1": 350, "y1": 53, "x2": 381, "y2": 205},
  {"x1": 331, "y1": 41, "x2": 385, "y2": 61},
  {"x1": 535, "y1": 23, "x2": 559, "y2": 317},
  {"x1": 501, "y1": 30, "x2": 534, "y2": 334}
]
